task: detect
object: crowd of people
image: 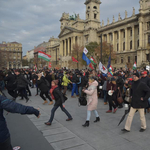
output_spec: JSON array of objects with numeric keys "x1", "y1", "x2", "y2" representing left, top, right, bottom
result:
[{"x1": 1, "y1": 67, "x2": 150, "y2": 149}]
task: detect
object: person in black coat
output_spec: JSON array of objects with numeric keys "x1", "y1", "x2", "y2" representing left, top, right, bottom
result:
[
  {"x1": 36, "y1": 72, "x2": 53, "y2": 105},
  {"x1": 4, "y1": 71, "x2": 17, "y2": 100},
  {"x1": 45, "y1": 80, "x2": 72, "y2": 126},
  {"x1": 14, "y1": 70, "x2": 30, "y2": 103},
  {"x1": 122, "y1": 72, "x2": 150, "y2": 132},
  {"x1": 0, "y1": 94, "x2": 40, "y2": 150}
]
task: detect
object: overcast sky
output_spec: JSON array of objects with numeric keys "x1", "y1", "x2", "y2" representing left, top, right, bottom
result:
[{"x1": 0, "y1": 0, "x2": 140, "y2": 56}]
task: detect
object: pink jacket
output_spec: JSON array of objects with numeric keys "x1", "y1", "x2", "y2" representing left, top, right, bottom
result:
[{"x1": 84, "y1": 80, "x2": 98, "y2": 111}]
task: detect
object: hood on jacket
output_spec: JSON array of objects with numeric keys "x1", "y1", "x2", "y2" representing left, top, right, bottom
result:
[{"x1": 91, "y1": 80, "x2": 98, "y2": 87}]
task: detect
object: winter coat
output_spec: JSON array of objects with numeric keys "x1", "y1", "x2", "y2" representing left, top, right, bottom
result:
[
  {"x1": 130, "y1": 79, "x2": 150, "y2": 108},
  {"x1": 16, "y1": 74, "x2": 30, "y2": 88},
  {"x1": 0, "y1": 95, "x2": 39, "y2": 143},
  {"x1": 140, "y1": 76, "x2": 150, "y2": 88},
  {"x1": 61, "y1": 74, "x2": 71, "y2": 86},
  {"x1": 84, "y1": 80, "x2": 98, "y2": 111},
  {"x1": 37, "y1": 76, "x2": 49, "y2": 92},
  {"x1": 53, "y1": 87, "x2": 65, "y2": 106},
  {"x1": 4, "y1": 73, "x2": 16, "y2": 90}
]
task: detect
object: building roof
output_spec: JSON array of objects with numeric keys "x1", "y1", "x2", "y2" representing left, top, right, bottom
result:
[
  {"x1": 10, "y1": 42, "x2": 19, "y2": 44},
  {"x1": 0, "y1": 44, "x2": 7, "y2": 47},
  {"x1": 34, "y1": 46, "x2": 46, "y2": 53}
]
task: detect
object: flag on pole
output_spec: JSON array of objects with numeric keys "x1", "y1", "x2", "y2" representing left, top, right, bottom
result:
[
  {"x1": 99, "y1": 62, "x2": 108, "y2": 74},
  {"x1": 82, "y1": 49, "x2": 91, "y2": 65},
  {"x1": 48, "y1": 62, "x2": 51, "y2": 68},
  {"x1": 107, "y1": 56, "x2": 111, "y2": 69},
  {"x1": 72, "y1": 56, "x2": 78, "y2": 63},
  {"x1": 34, "y1": 65, "x2": 37, "y2": 71},
  {"x1": 83, "y1": 47, "x2": 88, "y2": 55},
  {"x1": 108, "y1": 65, "x2": 113, "y2": 76},
  {"x1": 38, "y1": 51, "x2": 51, "y2": 62},
  {"x1": 89, "y1": 63, "x2": 94, "y2": 69},
  {"x1": 133, "y1": 62, "x2": 137, "y2": 70},
  {"x1": 90, "y1": 57, "x2": 96, "y2": 65}
]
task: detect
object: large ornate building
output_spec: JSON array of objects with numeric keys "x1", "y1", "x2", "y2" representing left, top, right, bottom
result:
[
  {"x1": 58, "y1": 0, "x2": 150, "y2": 68},
  {"x1": 0, "y1": 41, "x2": 22, "y2": 69}
]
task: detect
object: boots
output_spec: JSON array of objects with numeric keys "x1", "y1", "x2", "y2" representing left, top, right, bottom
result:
[
  {"x1": 94, "y1": 117, "x2": 100, "y2": 123},
  {"x1": 82, "y1": 121, "x2": 89, "y2": 127}
]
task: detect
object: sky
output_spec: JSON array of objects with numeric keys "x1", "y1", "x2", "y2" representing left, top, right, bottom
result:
[{"x1": 0, "y1": 0, "x2": 140, "y2": 56}]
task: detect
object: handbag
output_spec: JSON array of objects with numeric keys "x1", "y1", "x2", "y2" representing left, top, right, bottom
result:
[
  {"x1": 78, "y1": 96, "x2": 87, "y2": 106},
  {"x1": 117, "y1": 90, "x2": 123, "y2": 104}
]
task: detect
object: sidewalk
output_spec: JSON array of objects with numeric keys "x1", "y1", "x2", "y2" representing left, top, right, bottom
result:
[{"x1": 5, "y1": 88, "x2": 150, "y2": 150}]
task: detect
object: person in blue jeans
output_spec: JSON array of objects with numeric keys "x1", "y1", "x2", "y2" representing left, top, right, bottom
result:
[
  {"x1": 45, "y1": 80, "x2": 72, "y2": 126},
  {"x1": 71, "y1": 72, "x2": 79, "y2": 98}
]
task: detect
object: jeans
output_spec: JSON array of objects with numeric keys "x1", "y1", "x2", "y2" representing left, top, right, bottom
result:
[
  {"x1": 148, "y1": 97, "x2": 150, "y2": 105},
  {"x1": 0, "y1": 137, "x2": 13, "y2": 150},
  {"x1": 103, "y1": 90, "x2": 107, "y2": 102},
  {"x1": 71, "y1": 83, "x2": 79, "y2": 96},
  {"x1": 49, "y1": 105, "x2": 72, "y2": 123},
  {"x1": 86, "y1": 110, "x2": 99, "y2": 121}
]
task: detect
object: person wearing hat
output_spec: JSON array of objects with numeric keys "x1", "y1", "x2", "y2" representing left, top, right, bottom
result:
[
  {"x1": 122, "y1": 72, "x2": 150, "y2": 132},
  {"x1": 45, "y1": 80, "x2": 72, "y2": 126}
]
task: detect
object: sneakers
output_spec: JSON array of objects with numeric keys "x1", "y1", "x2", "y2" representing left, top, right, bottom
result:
[
  {"x1": 71, "y1": 96, "x2": 76, "y2": 98},
  {"x1": 104, "y1": 102, "x2": 107, "y2": 105},
  {"x1": 45, "y1": 122, "x2": 51, "y2": 126},
  {"x1": 13, "y1": 146, "x2": 21, "y2": 150},
  {"x1": 66, "y1": 118, "x2": 73, "y2": 121},
  {"x1": 121, "y1": 128, "x2": 130, "y2": 132},
  {"x1": 49, "y1": 101, "x2": 53, "y2": 105},
  {"x1": 106, "y1": 110, "x2": 112, "y2": 113},
  {"x1": 113, "y1": 108, "x2": 117, "y2": 113},
  {"x1": 43, "y1": 100, "x2": 48, "y2": 104}
]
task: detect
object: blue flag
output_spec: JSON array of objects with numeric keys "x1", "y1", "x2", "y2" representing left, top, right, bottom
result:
[
  {"x1": 107, "y1": 56, "x2": 111, "y2": 69},
  {"x1": 82, "y1": 52, "x2": 91, "y2": 65}
]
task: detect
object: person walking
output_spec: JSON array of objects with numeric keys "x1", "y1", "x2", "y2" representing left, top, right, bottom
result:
[
  {"x1": 45, "y1": 80, "x2": 72, "y2": 126},
  {"x1": 82, "y1": 76, "x2": 100, "y2": 127},
  {"x1": 37, "y1": 72, "x2": 53, "y2": 105},
  {"x1": 122, "y1": 72, "x2": 150, "y2": 132}
]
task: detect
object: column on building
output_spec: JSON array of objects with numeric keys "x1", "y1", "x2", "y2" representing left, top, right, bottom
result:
[
  {"x1": 64, "y1": 39, "x2": 66, "y2": 56},
  {"x1": 139, "y1": 21, "x2": 143, "y2": 48},
  {"x1": 68, "y1": 38, "x2": 70, "y2": 56},
  {"x1": 118, "y1": 30, "x2": 121, "y2": 52},
  {"x1": 66, "y1": 39, "x2": 68, "y2": 56},
  {"x1": 72, "y1": 36, "x2": 76, "y2": 51},
  {"x1": 60, "y1": 41, "x2": 63, "y2": 57},
  {"x1": 125, "y1": 28, "x2": 128, "y2": 51},
  {"x1": 132, "y1": 26, "x2": 135, "y2": 50},
  {"x1": 107, "y1": 33, "x2": 110, "y2": 43},
  {"x1": 112, "y1": 32, "x2": 115, "y2": 51}
]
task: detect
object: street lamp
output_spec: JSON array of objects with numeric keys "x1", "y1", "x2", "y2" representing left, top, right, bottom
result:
[{"x1": 100, "y1": 34, "x2": 102, "y2": 63}]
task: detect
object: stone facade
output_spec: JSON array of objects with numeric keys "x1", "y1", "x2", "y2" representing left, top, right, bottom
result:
[
  {"x1": 0, "y1": 41, "x2": 22, "y2": 69},
  {"x1": 58, "y1": 0, "x2": 150, "y2": 68}
]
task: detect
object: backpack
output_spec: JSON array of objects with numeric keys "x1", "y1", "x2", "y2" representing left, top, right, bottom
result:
[{"x1": 78, "y1": 96, "x2": 87, "y2": 106}]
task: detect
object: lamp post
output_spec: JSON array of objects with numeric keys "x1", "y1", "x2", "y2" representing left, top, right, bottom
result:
[{"x1": 100, "y1": 34, "x2": 102, "y2": 63}]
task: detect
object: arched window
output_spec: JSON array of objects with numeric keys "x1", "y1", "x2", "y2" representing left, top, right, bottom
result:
[
  {"x1": 137, "y1": 40, "x2": 139, "y2": 48},
  {"x1": 121, "y1": 57, "x2": 123, "y2": 63},
  {"x1": 93, "y1": 6, "x2": 97, "y2": 9},
  {"x1": 88, "y1": 6, "x2": 90, "y2": 9},
  {"x1": 130, "y1": 41, "x2": 132, "y2": 50},
  {"x1": 128, "y1": 56, "x2": 130, "y2": 63}
]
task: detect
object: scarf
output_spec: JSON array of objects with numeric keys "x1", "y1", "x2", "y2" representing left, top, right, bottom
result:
[{"x1": 50, "y1": 85, "x2": 58, "y2": 100}]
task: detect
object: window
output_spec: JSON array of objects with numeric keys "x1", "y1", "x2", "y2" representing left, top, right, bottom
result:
[
  {"x1": 137, "y1": 40, "x2": 139, "y2": 48},
  {"x1": 130, "y1": 30, "x2": 132, "y2": 36},
  {"x1": 128, "y1": 56, "x2": 130, "y2": 63},
  {"x1": 88, "y1": 6, "x2": 90, "y2": 9},
  {"x1": 86, "y1": 37, "x2": 88, "y2": 43},
  {"x1": 94, "y1": 14, "x2": 97, "y2": 19},
  {"x1": 123, "y1": 42, "x2": 125, "y2": 51},
  {"x1": 138, "y1": 28, "x2": 139, "y2": 35},
  {"x1": 147, "y1": 22, "x2": 150, "y2": 30},
  {"x1": 130, "y1": 41, "x2": 132, "y2": 50},
  {"x1": 115, "y1": 59, "x2": 117, "y2": 64},
  {"x1": 121, "y1": 57, "x2": 123, "y2": 63},
  {"x1": 146, "y1": 54, "x2": 150, "y2": 61},
  {"x1": 88, "y1": 14, "x2": 89, "y2": 19},
  {"x1": 148, "y1": 35, "x2": 150, "y2": 44},
  {"x1": 123, "y1": 31, "x2": 125, "y2": 38},
  {"x1": 93, "y1": 6, "x2": 97, "y2": 9},
  {"x1": 117, "y1": 43, "x2": 119, "y2": 51},
  {"x1": 135, "y1": 56, "x2": 137, "y2": 62}
]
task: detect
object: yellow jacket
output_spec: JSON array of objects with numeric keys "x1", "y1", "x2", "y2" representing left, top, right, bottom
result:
[{"x1": 61, "y1": 74, "x2": 71, "y2": 86}]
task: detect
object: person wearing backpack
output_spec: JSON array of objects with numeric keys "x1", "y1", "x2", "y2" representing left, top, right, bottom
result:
[{"x1": 37, "y1": 72, "x2": 53, "y2": 105}]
